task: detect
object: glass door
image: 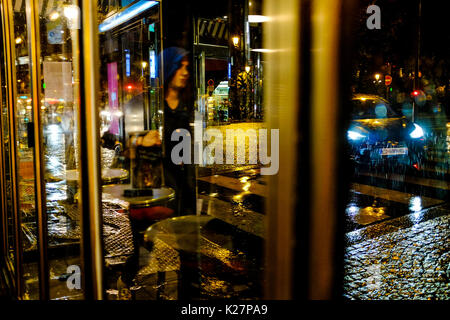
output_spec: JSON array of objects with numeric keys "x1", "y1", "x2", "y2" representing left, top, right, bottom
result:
[
  {"x1": 0, "y1": 1, "x2": 16, "y2": 285},
  {"x1": 36, "y1": 0, "x2": 84, "y2": 300},
  {"x1": 1, "y1": 0, "x2": 84, "y2": 300},
  {"x1": 6, "y1": 0, "x2": 39, "y2": 299},
  {"x1": 96, "y1": 1, "x2": 164, "y2": 299}
]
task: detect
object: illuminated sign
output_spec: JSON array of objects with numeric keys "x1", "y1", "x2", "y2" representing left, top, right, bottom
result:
[
  {"x1": 150, "y1": 50, "x2": 156, "y2": 79},
  {"x1": 125, "y1": 52, "x2": 131, "y2": 77},
  {"x1": 99, "y1": 1, "x2": 158, "y2": 33}
]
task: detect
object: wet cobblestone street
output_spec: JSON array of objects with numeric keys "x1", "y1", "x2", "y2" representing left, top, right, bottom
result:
[{"x1": 344, "y1": 206, "x2": 450, "y2": 300}]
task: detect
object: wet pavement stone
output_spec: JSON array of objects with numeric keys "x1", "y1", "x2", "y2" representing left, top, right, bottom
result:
[{"x1": 344, "y1": 205, "x2": 450, "y2": 300}]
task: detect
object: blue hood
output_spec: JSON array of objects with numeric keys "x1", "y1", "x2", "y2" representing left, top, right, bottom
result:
[{"x1": 161, "y1": 47, "x2": 189, "y2": 83}]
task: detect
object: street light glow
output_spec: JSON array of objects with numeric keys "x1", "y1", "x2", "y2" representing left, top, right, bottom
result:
[{"x1": 232, "y1": 36, "x2": 240, "y2": 47}]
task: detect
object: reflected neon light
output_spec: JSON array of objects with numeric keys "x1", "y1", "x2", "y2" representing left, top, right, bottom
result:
[{"x1": 99, "y1": 1, "x2": 158, "y2": 33}]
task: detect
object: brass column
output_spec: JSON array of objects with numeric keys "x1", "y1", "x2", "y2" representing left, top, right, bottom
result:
[
  {"x1": 263, "y1": 0, "x2": 301, "y2": 300},
  {"x1": 78, "y1": 0, "x2": 104, "y2": 300},
  {"x1": 25, "y1": 0, "x2": 49, "y2": 300},
  {"x1": 1, "y1": 0, "x2": 24, "y2": 298}
]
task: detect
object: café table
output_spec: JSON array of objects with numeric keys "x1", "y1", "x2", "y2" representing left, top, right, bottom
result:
[{"x1": 50, "y1": 168, "x2": 129, "y2": 184}]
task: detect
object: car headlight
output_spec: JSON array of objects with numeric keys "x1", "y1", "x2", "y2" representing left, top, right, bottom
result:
[
  {"x1": 409, "y1": 123, "x2": 424, "y2": 139},
  {"x1": 347, "y1": 130, "x2": 366, "y2": 141}
]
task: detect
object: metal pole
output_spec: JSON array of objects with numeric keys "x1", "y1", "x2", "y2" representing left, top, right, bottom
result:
[
  {"x1": 263, "y1": 0, "x2": 301, "y2": 299},
  {"x1": 79, "y1": 0, "x2": 104, "y2": 300},
  {"x1": 1, "y1": 0, "x2": 24, "y2": 299},
  {"x1": 309, "y1": 0, "x2": 343, "y2": 299},
  {"x1": 0, "y1": 0, "x2": 8, "y2": 261},
  {"x1": 25, "y1": 0, "x2": 49, "y2": 300},
  {"x1": 413, "y1": 0, "x2": 422, "y2": 123}
]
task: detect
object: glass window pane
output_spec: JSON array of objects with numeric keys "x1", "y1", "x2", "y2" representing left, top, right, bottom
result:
[
  {"x1": 38, "y1": 1, "x2": 84, "y2": 300},
  {"x1": 96, "y1": 0, "x2": 269, "y2": 300},
  {"x1": 10, "y1": 1, "x2": 38, "y2": 300},
  {"x1": 344, "y1": 0, "x2": 449, "y2": 300}
]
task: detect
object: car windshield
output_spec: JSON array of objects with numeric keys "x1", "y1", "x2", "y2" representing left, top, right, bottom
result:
[{"x1": 351, "y1": 98, "x2": 398, "y2": 119}]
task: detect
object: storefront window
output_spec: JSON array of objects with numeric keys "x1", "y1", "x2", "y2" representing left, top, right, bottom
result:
[
  {"x1": 2, "y1": 0, "x2": 447, "y2": 302},
  {"x1": 95, "y1": 0, "x2": 269, "y2": 300}
]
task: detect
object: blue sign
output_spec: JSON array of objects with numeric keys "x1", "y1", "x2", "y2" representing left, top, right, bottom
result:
[
  {"x1": 125, "y1": 53, "x2": 131, "y2": 77},
  {"x1": 150, "y1": 50, "x2": 156, "y2": 79}
]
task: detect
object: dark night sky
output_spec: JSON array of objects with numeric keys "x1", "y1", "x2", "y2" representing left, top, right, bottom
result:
[{"x1": 354, "y1": 0, "x2": 450, "y2": 62}]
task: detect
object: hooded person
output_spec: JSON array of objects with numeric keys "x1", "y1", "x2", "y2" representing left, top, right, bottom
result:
[
  {"x1": 119, "y1": 47, "x2": 197, "y2": 291},
  {"x1": 161, "y1": 47, "x2": 197, "y2": 217},
  {"x1": 134, "y1": 47, "x2": 196, "y2": 217}
]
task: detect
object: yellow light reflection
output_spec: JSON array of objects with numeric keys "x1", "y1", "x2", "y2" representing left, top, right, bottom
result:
[
  {"x1": 239, "y1": 176, "x2": 250, "y2": 183},
  {"x1": 232, "y1": 36, "x2": 240, "y2": 47},
  {"x1": 49, "y1": 11, "x2": 60, "y2": 21}
]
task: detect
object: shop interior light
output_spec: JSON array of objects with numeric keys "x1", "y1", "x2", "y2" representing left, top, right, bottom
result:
[
  {"x1": 245, "y1": 66, "x2": 251, "y2": 73},
  {"x1": 99, "y1": 1, "x2": 158, "y2": 33},
  {"x1": 15, "y1": 37, "x2": 22, "y2": 44},
  {"x1": 251, "y1": 48, "x2": 273, "y2": 53},
  {"x1": 63, "y1": 5, "x2": 80, "y2": 29},
  {"x1": 49, "y1": 11, "x2": 60, "y2": 21},
  {"x1": 248, "y1": 15, "x2": 270, "y2": 23},
  {"x1": 63, "y1": 5, "x2": 79, "y2": 20},
  {"x1": 232, "y1": 36, "x2": 240, "y2": 47}
]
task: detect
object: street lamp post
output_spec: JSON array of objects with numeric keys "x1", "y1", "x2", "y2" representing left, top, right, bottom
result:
[{"x1": 413, "y1": 0, "x2": 422, "y2": 123}]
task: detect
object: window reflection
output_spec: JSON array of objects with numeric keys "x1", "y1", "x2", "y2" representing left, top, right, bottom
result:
[
  {"x1": 96, "y1": 0, "x2": 267, "y2": 300},
  {"x1": 344, "y1": 0, "x2": 449, "y2": 300}
]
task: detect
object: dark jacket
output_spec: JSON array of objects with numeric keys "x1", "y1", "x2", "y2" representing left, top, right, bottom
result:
[{"x1": 163, "y1": 100, "x2": 196, "y2": 216}]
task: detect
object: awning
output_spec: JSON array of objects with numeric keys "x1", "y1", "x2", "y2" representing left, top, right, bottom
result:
[{"x1": 198, "y1": 18, "x2": 229, "y2": 42}]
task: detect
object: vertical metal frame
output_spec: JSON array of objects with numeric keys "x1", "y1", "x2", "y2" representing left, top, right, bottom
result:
[
  {"x1": 264, "y1": 0, "x2": 350, "y2": 300},
  {"x1": 25, "y1": 0, "x2": 49, "y2": 300},
  {"x1": 78, "y1": 0, "x2": 104, "y2": 300},
  {"x1": 0, "y1": 0, "x2": 7, "y2": 261},
  {"x1": 77, "y1": 0, "x2": 165, "y2": 300},
  {"x1": 0, "y1": 3, "x2": 16, "y2": 291},
  {"x1": 263, "y1": 0, "x2": 301, "y2": 299},
  {"x1": 1, "y1": 0, "x2": 24, "y2": 298},
  {"x1": 308, "y1": 0, "x2": 345, "y2": 299}
]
